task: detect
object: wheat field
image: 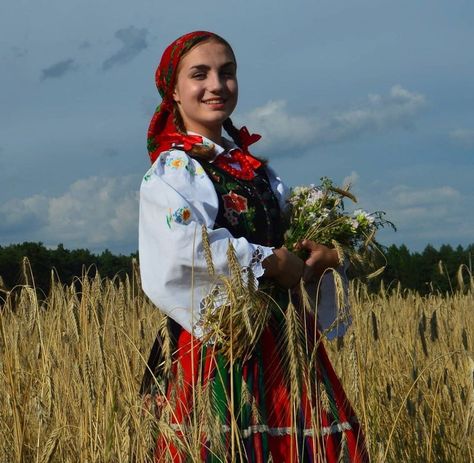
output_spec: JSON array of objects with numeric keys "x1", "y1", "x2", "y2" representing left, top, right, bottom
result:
[{"x1": 0, "y1": 260, "x2": 473, "y2": 462}]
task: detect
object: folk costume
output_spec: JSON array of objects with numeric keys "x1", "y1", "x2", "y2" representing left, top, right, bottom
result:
[{"x1": 139, "y1": 31, "x2": 368, "y2": 462}]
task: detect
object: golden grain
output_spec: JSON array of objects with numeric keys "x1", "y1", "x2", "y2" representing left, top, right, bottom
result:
[
  {"x1": 39, "y1": 426, "x2": 62, "y2": 463},
  {"x1": 0, "y1": 262, "x2": 473, "y2": 462}
]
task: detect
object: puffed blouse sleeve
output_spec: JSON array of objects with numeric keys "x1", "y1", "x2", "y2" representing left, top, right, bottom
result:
[{"x1": 139, "y1": 150, "x2": 274, "y2": 336}]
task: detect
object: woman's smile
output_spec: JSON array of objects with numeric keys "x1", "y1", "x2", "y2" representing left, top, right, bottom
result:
[{"x1": 202, "y1": 98, "x2": 226, "y2": 106}]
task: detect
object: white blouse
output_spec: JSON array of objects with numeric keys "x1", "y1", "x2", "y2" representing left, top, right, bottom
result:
[{"x1": 139, "y1": 136, "x2": 351, "y2": 339}]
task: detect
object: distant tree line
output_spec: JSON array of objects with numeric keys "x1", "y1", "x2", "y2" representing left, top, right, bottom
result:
[
  {"x1": 0, "y1": 242, "x2": 472, "y2": 296},
  {"x1": 0, "y1": 242, "x2": 137, "y2": 295},
  {"x1": 372, "y1": 243, "x2": 473, "y2": 295}
]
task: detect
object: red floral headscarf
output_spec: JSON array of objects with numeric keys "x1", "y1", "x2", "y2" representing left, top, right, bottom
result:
[{"x1": 147, "y1": 31, "x2": 225, "y2": 163}]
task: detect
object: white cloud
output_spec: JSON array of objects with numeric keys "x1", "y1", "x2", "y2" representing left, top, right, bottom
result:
[
  {"x1": 391, "y1": 185, "x2": 460, "y2": 207},
  {"x1": 0, "y1": 195, "x2": 50, "y2": 231},
  {"x1": 0, "y1": 176, "x2": 139, "y2": 251},
  {"x1": 449, "y1": 128, "x2": 474, "y2": 148},
  {"x1": 358, "y1": 183, "x2": 470, "y2": 247},
  {"x1": 237, "y1": 85, "x2": 426, "y2": 153}
]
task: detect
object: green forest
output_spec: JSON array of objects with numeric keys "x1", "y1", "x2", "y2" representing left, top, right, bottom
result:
[{"x1": 0, "y1": 241, "x2": 472, "y2": 295}]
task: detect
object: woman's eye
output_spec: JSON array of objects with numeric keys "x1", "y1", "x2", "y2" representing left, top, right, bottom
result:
[{"x1": 192, "y1": 73, "x2": 206, "y2": 80}]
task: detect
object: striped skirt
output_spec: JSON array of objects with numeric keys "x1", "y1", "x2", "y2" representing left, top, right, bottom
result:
[{"x1": 151, "y1": 309, "x2": 368, "y2": 463}]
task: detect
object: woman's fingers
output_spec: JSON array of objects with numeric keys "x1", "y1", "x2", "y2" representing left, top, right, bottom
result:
[
  {"x1": 297, "y1": 241, "x2": 340, "y2": 282},
  {"x1": 142, "y1": 393, "x2": 166, "y2": 419},
  {"x1": 300, "y1": 239, "x2": 318, "y2": 249}
]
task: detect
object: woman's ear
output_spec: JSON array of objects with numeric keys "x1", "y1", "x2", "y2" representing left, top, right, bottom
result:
[{"x1": 172, "y1": 88, "x2": 180, "y2": 104}]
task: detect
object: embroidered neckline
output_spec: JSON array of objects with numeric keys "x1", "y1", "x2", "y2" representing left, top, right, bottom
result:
[{"x1": 214, "y1": 149, "x2": 260, "y2": 180}]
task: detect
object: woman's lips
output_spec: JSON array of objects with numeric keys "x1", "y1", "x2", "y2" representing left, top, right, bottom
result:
[{"x1": 202, "y1": 98, "x2": 226, "y2": 109}]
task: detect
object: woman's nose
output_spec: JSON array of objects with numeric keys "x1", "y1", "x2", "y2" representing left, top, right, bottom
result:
[{"x1": 207, "y1": 71, "x2": 224, "y2": 92}]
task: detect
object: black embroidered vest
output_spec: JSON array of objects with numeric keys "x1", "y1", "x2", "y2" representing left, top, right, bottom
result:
[{"x1": 201, "y1": 162, "x2": 285, "y2": 248}]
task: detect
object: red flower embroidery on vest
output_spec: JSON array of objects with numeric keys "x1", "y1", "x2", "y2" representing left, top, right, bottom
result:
[{"x1": 222, "y1": 192, "x2": 248, "y2": 213}]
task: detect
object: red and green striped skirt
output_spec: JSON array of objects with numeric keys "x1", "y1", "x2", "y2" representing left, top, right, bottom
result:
[{"x1": 153, "y1": 311, "x2": 368, "y2": 462}]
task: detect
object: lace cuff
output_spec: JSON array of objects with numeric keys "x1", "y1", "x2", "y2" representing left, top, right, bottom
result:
[
  {"x1": 243, "y1": 245, "x2": 274, "y2": 280},
  {"x1": 195, "y1": 245, "x2": 273, "y2": 338}
]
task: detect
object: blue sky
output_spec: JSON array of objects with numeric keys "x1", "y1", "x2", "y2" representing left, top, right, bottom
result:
[{"x1": 1, "y1": 0, "x2": 473, "y2": 253}]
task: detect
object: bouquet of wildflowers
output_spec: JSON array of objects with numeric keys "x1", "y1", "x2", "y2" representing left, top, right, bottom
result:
[{"x1": 284, "y1": 177, "x2": 395, "y2": 277}]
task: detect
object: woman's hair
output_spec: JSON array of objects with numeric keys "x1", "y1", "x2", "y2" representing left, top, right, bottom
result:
[{"x1": 171, "y1": 36, "x2": 242, "y2": 160}]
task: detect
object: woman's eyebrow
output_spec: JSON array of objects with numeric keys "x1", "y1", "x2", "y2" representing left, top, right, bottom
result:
[
  {"x1": 189, "y1": 62, "x2": 236, "y2": 71},
  {"x1": 189, "y1": 64, "x2": 210, "y2": 71}
]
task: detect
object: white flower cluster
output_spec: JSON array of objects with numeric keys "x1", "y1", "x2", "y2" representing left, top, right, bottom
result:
[{"x1": 353, "y1": 209, "x2": 375, "y2": 223}]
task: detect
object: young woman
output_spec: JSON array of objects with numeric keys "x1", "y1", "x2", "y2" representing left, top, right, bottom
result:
[{"x1": 139, "y1": 31, "x2": 368, "y2": 462}]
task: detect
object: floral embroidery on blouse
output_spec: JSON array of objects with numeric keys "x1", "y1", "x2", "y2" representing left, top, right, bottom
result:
[
  {"x1": 143, "y1": 169, "x2": 153, "y2": 182},
  {"x1": 160, "y1": 153, "x2": 205, "y2": 177},
  {"x1": 166, "y1": 207, "x2": 192, "y2": 228},
  {"x1": 164, "y1": 156, "x2": 187, "y2": 170},
  {"x1": 185, "y1": 162, "x2": 205, "y2": 177}
]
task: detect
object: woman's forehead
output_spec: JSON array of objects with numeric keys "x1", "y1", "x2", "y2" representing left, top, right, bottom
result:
[{"x1": 178, "y1": 40, "x2": 236, "y2": 70}]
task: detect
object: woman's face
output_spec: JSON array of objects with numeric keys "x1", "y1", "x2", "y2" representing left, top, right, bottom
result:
[{"x1": 173, "y1": 39, "x2": 238, "y2": 139}]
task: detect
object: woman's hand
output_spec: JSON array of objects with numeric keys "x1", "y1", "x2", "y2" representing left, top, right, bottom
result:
[
  {"x1": 142, "y1": 393, "x2": 166, "y2": 419},
  {"x1": 294, "y1": 240, "x2": 340, "y2": 282},
  {"x1": 262, "y1": 247, "x2": 304, "y2": 288}
]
